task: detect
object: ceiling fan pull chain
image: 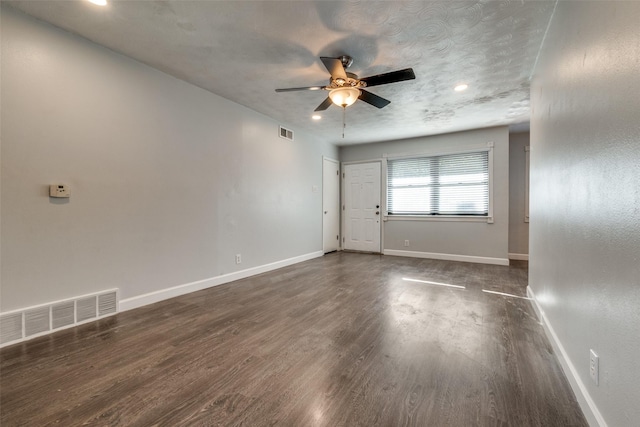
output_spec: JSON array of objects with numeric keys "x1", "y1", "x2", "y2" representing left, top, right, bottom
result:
[{"x1": 342, "y1": 106, "x2": 346, "y2": 139}]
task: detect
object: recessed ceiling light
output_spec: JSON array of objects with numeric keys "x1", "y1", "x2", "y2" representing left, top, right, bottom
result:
[
  {"x1": 312, "y1": 115, "x2": 322, "y2": 120},
  {"x1": 454, "y1": 84, "x2": 469, "y2": 92},
  {"x1": 88, "y1": 0, "x2": 107, "y2": 6}
]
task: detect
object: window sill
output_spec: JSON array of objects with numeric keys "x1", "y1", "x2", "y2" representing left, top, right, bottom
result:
[{"x1": 384, "y1": 215, "x2": 493, "y2": 223}]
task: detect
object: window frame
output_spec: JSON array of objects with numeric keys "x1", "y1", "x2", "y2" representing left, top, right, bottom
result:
[{"x1": 383, "y1": 142, "x2": 494, "y2": 223}]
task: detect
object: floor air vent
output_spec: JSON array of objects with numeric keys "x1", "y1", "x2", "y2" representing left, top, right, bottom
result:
[
  {"x1": 25, "y1": 307, "x2": 50, "y2": 337},
  {"x1": 77, "y1": 296, "x2": 97, "y2": 322},
  {"x1": 0, "y1": 313, "x2": 23, "y2": 345},
  {"x1": 98, "y1": 292, "x2": 117, "y2": 316},
  {"x1": 0, "y1": 289, "x2": 118, "y2": 348},
  {"x1": 279, "y1": 126, "x2": 294, "y2": 141},
  {"x1": 52, "y1": 301, "x2": 75, "y2": 329}
]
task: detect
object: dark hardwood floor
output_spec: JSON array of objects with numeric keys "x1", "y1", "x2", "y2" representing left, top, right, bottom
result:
[{"x1": 0, "y1": 253, "x2": 587, "y2": 426}]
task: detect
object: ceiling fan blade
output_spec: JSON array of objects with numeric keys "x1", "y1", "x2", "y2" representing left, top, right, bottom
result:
[
  {"x1": 320, "y1": 57, "x2": 348, "y2": 80},
  {"x1": 358, "y1": 89, "x2": 391, "y2": 109},
  {"x1": 314, "y1": 97, "x2": 333, "y2": 112},
  {"x1": 275, "y1": 86, "x2": 325, "y2": 92},
  {"x1": 360, "y1": 68, "x2": 416, "y2": 87}
]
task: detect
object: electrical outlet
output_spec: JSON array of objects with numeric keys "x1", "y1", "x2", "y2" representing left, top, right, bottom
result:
[
  {"x1": 404, "y1": 240, "x2": 410, "y2": 247},
  {"x1": 235, "y1": 254, "x2": 241, "y2": 265},
  {"x1": 590, "y1": 349, "x2": 599, "y2": 385},
  {"x1": 49, "y1": 184, "x2": 70, "y2": 198}
]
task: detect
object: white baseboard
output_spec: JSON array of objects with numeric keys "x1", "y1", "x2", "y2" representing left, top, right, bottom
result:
[
  {"x1": 383, "y1": 249, "x2": 509, "y2": 266},
  {"x1": 119, "y1": 251, "x2": 324, "y2": 312},
  {"x1": 527, "y1": 286, "x2": 607, "y2": 427},
  {"x1": 508, "y1": 253, "x2": 529, "y2": 261}
]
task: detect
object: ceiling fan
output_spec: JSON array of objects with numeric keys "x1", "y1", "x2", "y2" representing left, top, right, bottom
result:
[{"x1": 275, "y1": 55, "x2": 416, "y2": 111}]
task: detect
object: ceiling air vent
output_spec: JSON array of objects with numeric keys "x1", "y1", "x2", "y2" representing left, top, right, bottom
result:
[{"x1": 279, "y1": 126, "x2": 294, "y2": 141}]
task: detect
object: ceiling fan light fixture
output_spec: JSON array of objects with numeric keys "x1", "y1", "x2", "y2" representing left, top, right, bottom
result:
[
  {"x1": 454, "y1": 83, "x2": 469, "y2": 92},
  {"x1": 329, "y1": 87, "x2": 361, "y2": 107}
]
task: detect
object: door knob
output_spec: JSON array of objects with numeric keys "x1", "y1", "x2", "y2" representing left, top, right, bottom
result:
[
  {"x1": 376, "y1": 204, "x2": 380, "y2": 208},
  {"x1": 375, "y1": 211, "x2": 380, "y2": 215},
  {"x1": 324, "y1": 211, "x2": 328, "y2": 214}
]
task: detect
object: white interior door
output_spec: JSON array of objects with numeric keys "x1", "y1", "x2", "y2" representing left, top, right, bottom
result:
[
  {"x1": 323, "y1": 158, "x2": 340, "y2": 253},
  {"x1": 343, "y1": 162, "x2": 381, "y2": 253}
]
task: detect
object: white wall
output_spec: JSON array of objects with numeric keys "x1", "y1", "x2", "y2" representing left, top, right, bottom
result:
[
  {"x1": 340, "y1": 126, "x2": 509, "y2": 262},
  {"x1": 0, "y1": 8, "x2": 337, "y2": 312},
  {"x1": 508, "y1": 132, "x2": 529, "y2": 256},
  {"x1": 530, "y1": 2, "x2": 640, "y2": 426}
]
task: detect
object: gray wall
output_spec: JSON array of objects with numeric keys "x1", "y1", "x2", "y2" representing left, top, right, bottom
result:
[
  {"x1": 340, "y1": 126, "x2": 509, "y2": 260},
  {"x1": 530, "y1": 2, "x2": 640, "y2": 426},
  {"x1": 508, "y1": 132, "x2": 529, "y2": 255},
  {"x1": 0, "y1": 8, "x2": 337, "y2": 311}
]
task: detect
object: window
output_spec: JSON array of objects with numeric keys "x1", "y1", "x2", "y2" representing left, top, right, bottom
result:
[{"x1": 387, "y1": 150, "x2": 489, "y2": 216}]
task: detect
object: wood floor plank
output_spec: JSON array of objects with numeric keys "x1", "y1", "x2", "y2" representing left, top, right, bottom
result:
[{"x1": 1, "y1": 253, "x2": 587, "y2": 426}]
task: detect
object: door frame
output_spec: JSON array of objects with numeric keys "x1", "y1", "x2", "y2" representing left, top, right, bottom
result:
[
  {"x1": 322, "y1": 156, "x2": 341, "y2": 253},
  {"x1": 341, "y1": 159, "x2": 385, "y2": 253}
]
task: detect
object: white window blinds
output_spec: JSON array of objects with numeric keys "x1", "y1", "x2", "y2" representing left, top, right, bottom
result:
[{"x1": 387, "y1": 151, "x2": 489, "y2": 216}]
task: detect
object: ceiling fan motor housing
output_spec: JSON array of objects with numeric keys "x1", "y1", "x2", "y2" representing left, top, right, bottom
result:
[
  {"x1": 330, "y1": 72, "x2": 366, "y2": 89},
  {"x1": 340, "y1": 55, "x2": 354, "y2": 69}
]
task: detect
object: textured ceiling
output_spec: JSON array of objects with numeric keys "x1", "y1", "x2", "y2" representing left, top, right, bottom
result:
[{"x1": 6, "y1": 1, "x2": 554, "y2": 145}]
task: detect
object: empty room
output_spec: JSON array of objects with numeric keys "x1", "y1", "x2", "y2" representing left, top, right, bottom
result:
[{"x1": 1, "y1": 1, "x2": 638, "y2": 426}]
